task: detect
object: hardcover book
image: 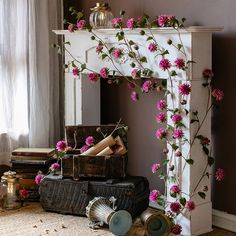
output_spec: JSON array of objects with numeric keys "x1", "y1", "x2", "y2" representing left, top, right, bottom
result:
[{"x1": 12, "y1": 148, "x2": 55, "y2": 157}]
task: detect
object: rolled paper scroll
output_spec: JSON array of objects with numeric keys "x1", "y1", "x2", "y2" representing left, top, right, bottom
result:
[
  {"x1": 81, "y1": 135, "x2": 116, "y2": 156},
  {"x1": 96, "y1": 147, "x2": 113, "y2": 156},
  {"x1": 113, "y1": 136, "x2": 127, "y2": 155}
]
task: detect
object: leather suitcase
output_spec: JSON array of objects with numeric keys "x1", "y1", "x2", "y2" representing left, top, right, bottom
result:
[{"x1": 39, "y1": 175, "x2": 150, "y2": 218}]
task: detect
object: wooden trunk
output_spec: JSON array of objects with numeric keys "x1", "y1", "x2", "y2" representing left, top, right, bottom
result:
[
  {"x1": 63, "y1": 125, "x2": 128, "y2": 179},
  {"x1": 40, "y1": 175, "x2": 150, "y2": 218}
]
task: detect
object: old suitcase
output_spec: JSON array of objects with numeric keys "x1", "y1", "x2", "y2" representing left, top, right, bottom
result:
[
  {"x1": 39, "y1": 175, "x2": 150, "y2": 218},
  {"x1": 62, "y1": 125, "x2": 128, "y2": 179}
]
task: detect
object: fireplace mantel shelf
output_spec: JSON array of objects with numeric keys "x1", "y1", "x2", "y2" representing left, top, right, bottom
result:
[
  {"x1": 54, "y1": 26, "x2": 222, "y2": 236},
  {"x1": 53, "y1": 26, "x2": 223, "y2": 35}
]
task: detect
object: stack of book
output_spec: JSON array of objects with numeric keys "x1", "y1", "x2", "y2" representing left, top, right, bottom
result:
[{"x1": 11, "y1": 148, "x2": 55, "y2": 201}]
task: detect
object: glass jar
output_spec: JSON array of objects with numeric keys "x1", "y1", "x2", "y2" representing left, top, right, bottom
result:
[
  {"x1": 1, "y1": 171, "x2": 21, "y2": 210},
  {"x1": 89, "y1": 3, "x2": 114, "y2": 29}
]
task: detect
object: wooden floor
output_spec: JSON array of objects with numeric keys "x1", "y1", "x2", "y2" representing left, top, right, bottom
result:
[{"x1": 202, "y1": 227, "x2": 236, "y2": 236}]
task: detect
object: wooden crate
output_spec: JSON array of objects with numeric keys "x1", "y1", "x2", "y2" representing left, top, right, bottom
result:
[{"x1": 63, "y1": 125, "x2": 128, "y2": 179}]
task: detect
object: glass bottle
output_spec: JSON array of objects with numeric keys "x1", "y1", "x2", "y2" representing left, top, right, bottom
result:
[
  {"x1": 89, "y1": 3, "x2": 114, "y2": 29},
  {"x1": 1, "y1": 171, "x2": 21, "y2": 210}
]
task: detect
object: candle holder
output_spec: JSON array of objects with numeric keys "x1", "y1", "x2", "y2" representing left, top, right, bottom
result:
[
  {"x1": 86, "y1": 196, "x2": 132, "y2": 235},
  {"x1": 89, "y1": 2, "x2": 114, "y2": 29}
]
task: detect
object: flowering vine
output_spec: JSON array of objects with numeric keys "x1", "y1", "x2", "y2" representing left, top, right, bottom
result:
[{"x1": 50, "y1": 9, "x2": 225, "y2": 234}]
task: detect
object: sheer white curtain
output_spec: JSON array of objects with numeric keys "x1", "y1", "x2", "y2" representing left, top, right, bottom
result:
[{"x1": 0, "y1": 0, "x2": 63, "y2": 165}]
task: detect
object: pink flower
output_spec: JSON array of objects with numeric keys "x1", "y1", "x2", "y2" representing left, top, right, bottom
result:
[
  {"x1": 157, "y1": 15, "x2": 168, "y2": 27},
  {"x1": 96, "y1": 45, "x2": 103, "y2": 54},
  {"x1": 174, "y1": 58, "x2": 185, "y2": 69},
  {"x1": 215, "y1": 168, "x2": 225, "y2": 181},
  {"x1": 212, "y1": 89, "x2": 224, "y2": 101},
  {"x1": 173, "y1": 128, "x2": 184, "y2": 139},
  {"x1": 156, "y1": 113, "x2": 166, "y2": 123},
  {"x1": 151, "y1": 163, "x2": 161, "y2": 173},
  {"x1": 130, "y1": 91, "x2": 139, "y2": 102},
  {"x1": 19, "y1": 189, "x2": 29, "y2": 199},
  {"x1": 149, "y1": 190, "x2": 160, "y2": 202},
  {"x1": 85, "y1": 136, "x2": 94, "y2": 146},
  {"x1": 142, "y1": 80, "x2": 152, "y2": 93},
  {"x1": 88, "y1": 73, "x2": 99, "y2": 82},
  {"x1": 72, "y1": 67, "x2": 79, "y2": 76},
  {"x1": 77, "y1": 19, "x2": 86, "y2": 30},
  {"x1": 56, "y1": 140, "x2": 67, "y2": 152},
  {"x1": 80, "y1": 145, "x2": 89, "y2": 154},
  {"x1": 172, "y1": 114, "x2": 183, "y2": 123},
  {"x1": 203, "y1": 68, "x2": 214, "y2": 78},
  {"x1": 200, "y1": 137, "x2": 210, "y2": 146},
  {"x1": 112, "y1": 17, "x2": 122, "y2": 28},
  {"x1": 170, "y1": 202, "x2": 181, "y2": 213},
  {"x1": 170, "y1": 185, "x2": 180, "y2": 194},
  {"x1": 68, "y1": 24, "x2": 75, "y2": 32},
  {"x1": 156, "y1": 128, "x2": 167, "y2": 140},
  {"x1": 127, "y1": 82, "x2": 135, "y2": 89},
  {"x1": 50, "y1": 163, "x2": 60, "y2": 171},
  {"x1": 179, "y1": 83, "x2": 191, "y2": 95},
  {"x1": 159, "y1": 58, "x2": 171, "y2": 71},
  {"x1": 99, "y1": 67, "x2": 109, "y2": 78},
  {"x1": 127, "y1": 18, "x2": 135, "y2": 29},
  {"x1": 157, "y1": 15, "x2": 175, "y2": 27},
  {"x1": 156, "y1": 100, "x2": 167, "y2": 110},
  {"x1": 171, "y1": 224, "x2": 182, "y2": 235},
  {"x1": 113, "y1": 48, "x2": 123, "y2": 59},
  {"x1": 131, "y1": 69, "x2": 141, "y2": 79},
  {"x1": 186, "y1": 200, "x2": 195, "y2": 211},
  {"x1": 35, "y1": 174, "x2": 44, "y2": 185},
  {"x1": 175, "y1": 151, "x2": 182, "y2": 157},
  {"x1": 148, "y1": 43, "x2": 157, "y2": 52}
]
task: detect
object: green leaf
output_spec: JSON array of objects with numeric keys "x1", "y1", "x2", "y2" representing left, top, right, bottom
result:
[
  {"x1": 162, "y1": 159, "x2": 169, "y2": 166},
  {"x1": 169, "y1": 176, "x2": 175, "y2": 183},
  {"x1": 198, "y1": 192, "x2": 206, "y2": 199},
  {"x1": 108, "y1": 47, "x2": 114, "y2": 54},
  {"x1": 77, "y1": 12, "x2": 84, "y2": 20},
  {"x1": 146, "y1": 36, "x2": 153, "y2": 41},
  {"x1": 193, "y1": 110, "x2": 198, "y2": 116},
  {"x1": 140, "y1": 56, "x2": 147, "y2": 63},
  {"x1": 71, "y1": 61, "x2": 76, "y2": 68},
  {"x1": 81, "y1": 64, "x2": 86, "y2": 70},
  {"x1": 171, "y1": 144, "x2": 179, "y2": 151},
  {"x1": 202, "y1": 146, "x2": 209, "y2": 155},
  {"x1": 208, "y1": 156, "x2": 215, "y2": 166},
  {"x1": 140, "y1": 30, "x2": 145, "y2": 35},
  {"x1": 157, "y1": 196, "x2": 164, "y2": 206},
  {"x1": 130, "y1": 62, "x2": 136, "y2": 68},
  {"x1": 64, "y1": 41, "x2": 71, "y2": 46},
  {"x1": 184, "y1": 109, "x2": 189, "y2": 115},
  {"x1": 129, "y1": 40, "x2": 135, "y2": 45},
  {"x1": 117, "y1": 35, "x2": 124, "y2": 41},
  {"x1": 186, "y1": 60, "x2": 196, "y2": 64},
  {"x1": 196, "y1": 135, "x2": 204, "y2": 139},
  {"x1": 180, "y1": 197, "x2": 186, "y2": 206},
  {"x1": 170, "y1": 70, "x2": 177, "y2": 77},
  {"x1": 90, "y1": 36, "x2": 95, "y2": 40},
  {"x1": 177, "y1": 44, "x2": 183, "y2": 50},
  {"x1": 186, "y1": 159, "x2": 194, "y2": 165},
  {"x1": 191, "y1": 119, "x2": 199, "y2": 124},
  {"x1": 159, "y1": 172, "x2": 165, "y2": 180},
  {"x1": 161, "y1": 50, "x2": 169, "y2": 56},
  {"x1": 101, "y1": 54, "x2": 108, "y2": 60},
  {"x1": 128, "y1": 52, "x2": 135, "y2": 58}
]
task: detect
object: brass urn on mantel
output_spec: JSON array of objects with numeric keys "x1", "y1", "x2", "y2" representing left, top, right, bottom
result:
[{"x1": 89, "y1": 2, "x2": 114, "y2": 29}]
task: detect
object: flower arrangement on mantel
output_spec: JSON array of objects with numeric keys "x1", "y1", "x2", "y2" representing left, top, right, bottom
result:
[{"x1": 39, "y1": 10, "x2": 224, "y2": 235}]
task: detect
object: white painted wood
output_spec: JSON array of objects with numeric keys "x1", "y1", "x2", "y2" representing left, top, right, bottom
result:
[
  {"x1": 54, "y1": 27, "x2": 222, "y2": 235},
  {"x1": 213, "y1": 209, "x2": 236, "y2": 233}
]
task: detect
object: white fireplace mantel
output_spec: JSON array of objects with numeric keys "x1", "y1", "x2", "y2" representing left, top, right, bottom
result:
[{"x1": 54, "y1": 26, "x2": 222, "y2": 236}]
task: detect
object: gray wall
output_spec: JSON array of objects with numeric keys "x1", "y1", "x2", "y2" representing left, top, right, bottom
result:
[{"x1": 64, "y1": 0, "x2": 236, "y2": 214}]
